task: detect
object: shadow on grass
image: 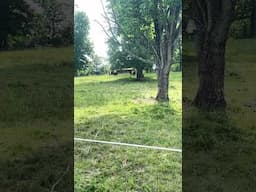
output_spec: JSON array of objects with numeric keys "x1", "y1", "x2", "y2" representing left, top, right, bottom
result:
[
  {"x1": 75, "y1": 102, "x2": 180, "y2": 147},
  {"x1": 0, "y1": 49, "x2": 74, "y2": 192},
  {"x1": 77, "y1": 75, "x2": 158, "y2": 87},
  {"x1": 183, "y1": 109, "x2": 256, "y2": 192},
  {"x1": 0, "y1": 143, "x2": 73, "y2": 192},
  {"x1": 74, "y1": 141, "x2": 181, "y2": 192},
  {"x1": 0, "y1": 60, "x2": 73, "y2": 123},
  {"x1": 182, "y1": 39, "x2": 256, "y2": 191}
]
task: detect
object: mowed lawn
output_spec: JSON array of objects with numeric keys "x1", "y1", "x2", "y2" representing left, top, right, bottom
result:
[
  {"x1": 0, "y1": 47, "x2": 73, "y2": 191},
  {"x1": 75, "y1": 72, "x2": 182, "y2": 191}
]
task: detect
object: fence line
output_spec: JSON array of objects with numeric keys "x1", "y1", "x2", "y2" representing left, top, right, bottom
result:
[{"x1": 75, "y1": 138, "x2": 182, "y2": 153}]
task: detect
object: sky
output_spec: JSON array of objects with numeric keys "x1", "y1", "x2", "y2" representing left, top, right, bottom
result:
[{"x1": 75, "y1": 0, "x2": 109, "y2": 59}]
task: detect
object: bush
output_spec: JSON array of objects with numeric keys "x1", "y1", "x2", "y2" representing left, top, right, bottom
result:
[
  {"x1": 76, "y1": 69, "x2": 89, "y2": 76},
  {"x1": 230, "y1": 19, "x2": 251, "y2": 39},
  {"x1": 171, "y1": 63, "x2": 181, "y2": 72},
  {"x1": 7, "y1": 35, "x2": 32, "y2": 49}
]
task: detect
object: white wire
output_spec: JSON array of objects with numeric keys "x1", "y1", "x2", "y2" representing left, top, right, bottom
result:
[{"x1": 74, "y1": 138, "x2": 182, "y2": 153}]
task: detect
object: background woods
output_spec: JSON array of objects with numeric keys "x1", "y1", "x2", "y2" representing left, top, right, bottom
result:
[{"x1": 0, "y1": 0, "x2": 73, "y2": 50}]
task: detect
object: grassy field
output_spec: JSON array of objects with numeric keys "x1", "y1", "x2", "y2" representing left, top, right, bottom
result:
[
  {"x1": 75, "y1": 73, "x2": 182, "y2": 191},
  {"x1": 183, "y1": 39, "x2": 256, "y2": 191},
  {"x1": 0, "y1": 47, "x2": 73, "y2": 191}
]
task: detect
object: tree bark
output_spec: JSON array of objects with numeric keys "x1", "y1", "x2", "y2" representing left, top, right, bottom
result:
[
  {"x1": 136, "y1": 67, "x2": 144, "y2": 80},
  {"x1": 154, "y1": 38, "x2": 173, "y2": 102},
  {"x1": 156, "y1": 69, "x2": 169, "y2": 102},
  {"x1": 0, "y1": 1, "x2": 9, "y2": 50},
  {"x1": 193, "y1": 37, "x2": 227, "y2": 109},
  {"x1": 250, "y1": 0, "x2": 256, "y2": 37},
  {"x1": 0, "y1": 30, "x2": 8, "y2": 50},
  {"x1": 192, "y1": 0, "x2": 234, "y2": 110}
]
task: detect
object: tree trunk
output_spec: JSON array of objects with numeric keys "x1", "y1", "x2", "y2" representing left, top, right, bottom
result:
[
  {"x1": 136, "y1": 67, "x2": 144, "y2": 81},
  {"x1": 155, "y1": 41, "x2": 172, "y2": 102},
  {"x1": 192, "y1": 0, "x2": 234, "y2": 110},
  {"x1": 0, "y1": 32, "x2": 8, "y2": 50},
  {"x1": 250, "y1": 0, "x2": 256, "y2": 37},
  {"x1": 156, "y1": 69, "x2": 169, "y2": 102},
  {"x1": 193, "y1": 37, "x2": 227, "y2": 109}
]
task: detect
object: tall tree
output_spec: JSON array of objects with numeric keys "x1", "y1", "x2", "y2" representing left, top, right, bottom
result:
[
  {"x1": 104, "y1": 0, "x2": 181, "y2": 101},
  {"x1": 191, "y1": 0, "x2": 237, "y2": 109},
  {"x1": 152, "y1": 0, "x2": 181, "y2": 101},
  {"x1": 106, "y1": 0, "x2": 154, "y2": 80},
  {"x1": 74, "y1": 11, "x2": 93, "y2": 73}
]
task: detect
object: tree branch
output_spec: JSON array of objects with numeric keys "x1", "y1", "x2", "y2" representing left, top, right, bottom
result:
[{"x1": 98, "y1": 0, "x2": 153, "y2": 65}]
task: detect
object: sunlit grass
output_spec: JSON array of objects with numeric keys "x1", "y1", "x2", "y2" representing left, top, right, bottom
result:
[{"x1": 75, "y1": 72, "x2": 182, "y2": 191}]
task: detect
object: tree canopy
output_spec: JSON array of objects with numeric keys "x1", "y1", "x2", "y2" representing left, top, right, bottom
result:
[
  {"x1": 74, "y1": 11, "x2": 93, "y2": 73},
  {"x1": 0, "y1": 0, "x2": 73, "y2": 50},
  {"x1": 104, "y1": 0, "x2": 181, "y2": 100},
  {"x1": 0, "y1": 0, "x2": 33, "y2": 49}
]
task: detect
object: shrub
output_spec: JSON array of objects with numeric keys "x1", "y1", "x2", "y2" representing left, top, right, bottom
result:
[
  {"x1": 230, "y1": 19, "x2": 251, "y2": 39},
  {"x1": 171, "y1": 63, "x2": 181, "y2": 72}
]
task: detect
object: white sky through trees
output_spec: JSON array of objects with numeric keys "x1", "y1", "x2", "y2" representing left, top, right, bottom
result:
[{"x1": 75, "y1": 0, "x2": 108, "y2": 59}]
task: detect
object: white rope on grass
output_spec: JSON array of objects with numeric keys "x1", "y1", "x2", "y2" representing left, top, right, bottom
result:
[{"x1": 74, "y1": 138, "x2": 182, "y2": 153}]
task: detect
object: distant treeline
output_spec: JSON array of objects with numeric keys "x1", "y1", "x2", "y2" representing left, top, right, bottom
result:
[{"x1": 0, "y1": 0, "x2": 73, "y2": 50}]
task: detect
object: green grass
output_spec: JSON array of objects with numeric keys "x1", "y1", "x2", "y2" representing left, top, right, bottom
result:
[
  {"x1": 0, "y1": 47, "x2": 73, "y2": 192},
  {"x1": 183, "y1": 38, "x2": 256, "y2": 191},
  {"x1": 75, "y1": 72, "x2": 182, "y2": 191}
]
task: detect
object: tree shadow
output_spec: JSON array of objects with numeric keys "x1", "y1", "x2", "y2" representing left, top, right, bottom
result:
[
  {"x1": 75, "y1": 102, "x2": 181, "y2": 148},
  {"x1": 79, "y1": 75, "x2": 157, "y2": 87},
  {"x1": 0, "y1": 142, "x2": 73, "y2": 192},
  {"x1": 183, "y1": 108, "x2": 256, "y2": 191},
  {"x1": 0, "y1": 50, "x2": 74, "y2": 191}
]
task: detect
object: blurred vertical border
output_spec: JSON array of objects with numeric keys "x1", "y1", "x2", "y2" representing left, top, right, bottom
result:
[
  {"x1": 183, "y1": 0, "x2": 256, "y2": 191},
  {"x1": 0, "y1": 0, "x2": 74, "y2": 191}
]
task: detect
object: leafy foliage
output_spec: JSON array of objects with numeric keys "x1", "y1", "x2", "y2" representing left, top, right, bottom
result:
[
  {"x1": 74, "y1": 11, "x2": 93, "y2": 74},
  {"x1": 106, "y1": 0, "x2": 154, "y2": 79},
  {"x1": 106, "y1": 0, "x2": 182, "y2": 97},
  {"x1": 0, "y1": 0, "x2": 73, "y2": 49},
  {"x1": 183, "y1": 0, "x2": 256, "y2": 39},
  {"x1": 0, "y1": 0, "x2": 33, "y2": 49}
]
